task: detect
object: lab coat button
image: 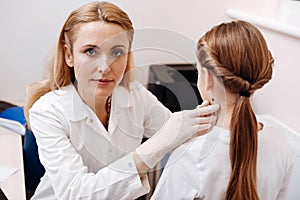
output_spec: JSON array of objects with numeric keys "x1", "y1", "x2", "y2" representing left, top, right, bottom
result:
[
  {"x1": 89, "y1": 119, "x2": 93, "y2": 123},
  {"x1": 128, "y1": 162, "x2": 133, "y2": 168}
]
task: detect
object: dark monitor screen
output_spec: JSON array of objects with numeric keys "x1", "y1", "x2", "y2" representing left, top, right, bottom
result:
[{"x1": 147, "y1": 63, "x2": 202, "y2": 112}]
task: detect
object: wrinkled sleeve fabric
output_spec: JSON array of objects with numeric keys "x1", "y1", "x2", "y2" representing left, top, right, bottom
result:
[
  {"x1": 276, "y1": 152, "x2": 295, "y2": 200},
  {"x1": 140, "y1": 86, "x2": 171, "y2": 138},
  {"x1": 29, "y1": 105, "x2": 149, "y2": 200}
]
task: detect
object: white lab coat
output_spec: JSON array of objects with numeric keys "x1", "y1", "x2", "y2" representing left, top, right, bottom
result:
[
  {"x1": 29, "y1": 81, "x2": 171, "y2": 200},
  {"x1": 152, "y1": 125, "x2": 294, "y2": 200}
]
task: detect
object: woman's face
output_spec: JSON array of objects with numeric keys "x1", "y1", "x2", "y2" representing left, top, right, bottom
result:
[{"x1": 65, "y1": 21, "x2": 130, "y2": 102}]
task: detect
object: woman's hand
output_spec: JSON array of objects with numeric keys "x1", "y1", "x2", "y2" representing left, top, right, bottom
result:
[{"x1": 135, "y1": 100, "x2": 219, "y2": 170}]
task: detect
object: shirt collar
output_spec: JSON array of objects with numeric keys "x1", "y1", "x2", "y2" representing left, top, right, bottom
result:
[
  {"x1": 112, "y1": 83, "x2": 135, "y2": 108},
  {"x1": 64, "y1": 83, "x2": 135, "y2": 122},
  {"x1": 61, "y1": 84, "x2": 89, "y2": 121}
]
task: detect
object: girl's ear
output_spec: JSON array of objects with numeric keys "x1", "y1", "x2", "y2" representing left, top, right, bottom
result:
[
  {"x1": 64, "y1": 45, "x2": 74, "y2": 67},
  {"x1": 202, "y1": 67, "x2": 214, "y2": 91}
]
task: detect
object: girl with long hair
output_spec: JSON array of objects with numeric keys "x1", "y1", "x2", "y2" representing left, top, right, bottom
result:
[{"x1": 152, "y1": 20, "x2": 294, "y2": 200}]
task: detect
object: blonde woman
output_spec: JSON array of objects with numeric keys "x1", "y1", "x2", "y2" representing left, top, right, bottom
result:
[{"x1": 24, "y1": 1, "x2": 219, "y2": 199}]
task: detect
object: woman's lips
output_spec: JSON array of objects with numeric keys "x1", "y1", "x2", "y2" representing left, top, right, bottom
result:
[{"x1": 96, "y1": 78, "x2": 113, "y2": 86}]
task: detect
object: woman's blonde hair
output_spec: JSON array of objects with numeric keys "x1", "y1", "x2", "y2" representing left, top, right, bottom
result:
[
  {"x1": 24, "y1": 1, "x2": 135, "y2": 125},
  {"x1": 197, "y1": 20, "x2": 274, "y2": 200}
]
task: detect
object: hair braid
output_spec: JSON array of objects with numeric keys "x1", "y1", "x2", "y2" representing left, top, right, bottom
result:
[{"x1": 197, "y1": 20, "x2": 274, "y2": 200}]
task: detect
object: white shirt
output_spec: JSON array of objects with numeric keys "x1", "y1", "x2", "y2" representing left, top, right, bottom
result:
[
  {"x1": 152, "y1": 123, "x2": 294, "y2": 200},
  {"x1": 29, "y1": 82, "x2": 171, "y2": 200}
]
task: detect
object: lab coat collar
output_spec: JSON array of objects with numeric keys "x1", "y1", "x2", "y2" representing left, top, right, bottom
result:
[
  {"x1": 64, "y1": 83, "x2": 136, "y2": 122},
  {"x1": 112, "y1": 82, "x2": 136, "y2": 108},
  {"x1": 108, "y1": 83, "x2": 137, "y2": 133},
  {"x1": 62, "y1": 84, "x2": 89, "y2": 121}
]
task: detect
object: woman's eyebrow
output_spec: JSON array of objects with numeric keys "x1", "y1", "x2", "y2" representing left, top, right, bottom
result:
[
  {"x1": 80, "y1": 44, "x2": 99, "y2": 49},
  {"x1": 111, "y1": 44, "x2": 126, "y2": 49}
]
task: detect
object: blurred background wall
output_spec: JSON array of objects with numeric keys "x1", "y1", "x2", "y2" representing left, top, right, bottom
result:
[{"x1": 0, "y1": 0, "x2": 299, "y2": 133}]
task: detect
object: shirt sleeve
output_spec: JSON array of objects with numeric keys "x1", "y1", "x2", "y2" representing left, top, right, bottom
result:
[
  {"x1": 140, "y1": 86, "x2": 171, "y2": 138},
  {"x1": 276, "y1": 150, "x2": 295, "y2": 200},
  {"x1": 29, "y1": 106, "x2": 149, "y2": 200},
  {"x1": 150, "y1": 144, "x2": 201, "y2": 200}
]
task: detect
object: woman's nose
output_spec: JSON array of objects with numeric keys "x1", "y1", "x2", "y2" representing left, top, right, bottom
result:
[{"x1": 97, "y1": 57, "x2": 111, "y2": 74}]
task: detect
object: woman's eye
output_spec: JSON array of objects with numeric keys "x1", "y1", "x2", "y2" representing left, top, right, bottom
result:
[
  {"x1": 112, "y1": 49, "x2": 124, "y2": 57},
  {"x1": 85, "y1": 48, "x2": 96, "y2": 56}
]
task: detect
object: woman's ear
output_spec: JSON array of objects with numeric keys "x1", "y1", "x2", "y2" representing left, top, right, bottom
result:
[
  {"x1": 202, "y1": 67, "x2": 214, "y2": 91},
  {"x1": 64, "y1": 44, "x2": 74, "y2": 67}
]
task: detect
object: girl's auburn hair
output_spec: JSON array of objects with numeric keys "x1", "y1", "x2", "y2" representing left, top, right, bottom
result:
[{"x1": 197, "y1": 20, "x2": 274, "y2": 200}]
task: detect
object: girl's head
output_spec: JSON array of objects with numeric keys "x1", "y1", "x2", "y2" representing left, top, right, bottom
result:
[
  {"x1": 196, "y1": 20, "x2": 274, "y2": 200},
  {"x1": 196, "y1": 20, "x2": 273, "y2": 102}
]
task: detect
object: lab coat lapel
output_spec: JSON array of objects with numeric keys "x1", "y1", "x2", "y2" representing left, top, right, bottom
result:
[
  {"x1": 67, "y1": 84, "x2": 111, "y2": 137},
  {"x1": 109, "y1": 85, "x2": 133, "y2": 134}
]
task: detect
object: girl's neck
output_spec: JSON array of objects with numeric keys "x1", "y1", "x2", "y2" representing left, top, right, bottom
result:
[
  {"x1": 213, "y1": 97, "x2": 263, "y2": 132},
  {"x1": 214, "y1": 100, "x2": 234, "y2": 130}
]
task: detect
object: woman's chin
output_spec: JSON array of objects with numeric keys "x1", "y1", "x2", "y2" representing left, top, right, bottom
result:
[{"x1": 94, "y1": 87, "x2": 114, "y2": 98}]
